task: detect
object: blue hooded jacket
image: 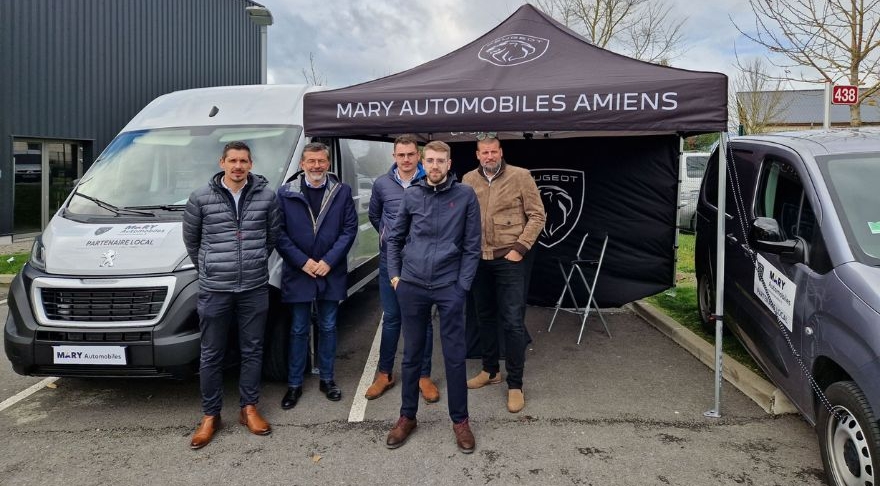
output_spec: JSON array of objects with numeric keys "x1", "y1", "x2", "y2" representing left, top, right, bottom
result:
[
  {"x1": 275, "y1": 172, "x2": 357, "y2": 302},
  {"x1": 386, "y1": 173, "x2": 481, "y2": 291}
]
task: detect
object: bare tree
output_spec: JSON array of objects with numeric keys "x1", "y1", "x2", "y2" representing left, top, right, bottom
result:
[
  {"x1": 535, "y1": 0, "x2": 685, "y2": 63},
  {"x1": 732, "y1": 58, "x2": 790, "y2": 134},
  {"x1": 301, "y1": 52, "x2": 327, "y2": 86},
  {"x1": 736, "y1": 0, "x2": 880, "y2": 126}
]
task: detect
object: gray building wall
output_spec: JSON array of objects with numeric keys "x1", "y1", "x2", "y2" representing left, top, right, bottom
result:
[{"x1": 0, "y1": 0, "x2": 263, "y2": 235}]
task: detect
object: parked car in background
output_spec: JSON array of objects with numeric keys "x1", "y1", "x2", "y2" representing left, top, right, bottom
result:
[
  {"x1": 694, "y1": 129, "x2": 880, "y2": 486},
  {"x1": 678, "y1": 151, "x2": 709, "y2": 232}
]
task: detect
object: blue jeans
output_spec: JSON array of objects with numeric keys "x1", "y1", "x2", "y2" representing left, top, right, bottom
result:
[
  {"x1": 397, "y1": 281, "x2": 468, "y2": 423},
  {"x1": 378, "y1": 263, "x2": 433, "y2": 377},
  {"x1": 196, "y1": 286, "x2": 268, "y2": 415},
  {"x1": 288, "y1": 300, "x2": 339, "y2": 387}
]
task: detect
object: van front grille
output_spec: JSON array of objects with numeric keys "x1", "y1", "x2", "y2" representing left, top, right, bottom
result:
[{"x1": 41, "y1": 287, "x2": 168, "y2": 322}]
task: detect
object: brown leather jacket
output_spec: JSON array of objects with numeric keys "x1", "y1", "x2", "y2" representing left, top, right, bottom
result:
[{"x1": 462, "y1": 161, "x2": 546, "y2": 260}]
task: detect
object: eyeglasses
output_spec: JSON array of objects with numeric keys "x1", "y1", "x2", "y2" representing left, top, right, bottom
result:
[
  {"x1": 475, "y1": 132, "x2": 497, "y2": 141},
  {"x1": 423, "y1": 158, "x2": 448, "y2": 166}
]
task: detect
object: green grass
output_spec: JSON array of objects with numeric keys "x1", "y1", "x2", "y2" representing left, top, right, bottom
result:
[
  {"x1": 645, "y1": 233, "x2": 763, "y2": 375},
  {"x1": 0, "y1": 252, "x2": 29, "y2": 275}
]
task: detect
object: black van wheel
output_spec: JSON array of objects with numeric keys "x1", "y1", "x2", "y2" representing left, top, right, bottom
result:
[
  {"x1": 697, "y1": 273, "x2": 715, "y2": 331},
  {"x1": 818, "y1": 381, "x2": 880, "y2": 486},
  {"x1": 262, "y1": 295, "x2": 291, "y2": 382}
]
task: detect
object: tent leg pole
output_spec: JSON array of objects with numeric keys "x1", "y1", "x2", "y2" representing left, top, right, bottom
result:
[{"x1": 705, "y1": 131, "x2": 728, "y2": 419}]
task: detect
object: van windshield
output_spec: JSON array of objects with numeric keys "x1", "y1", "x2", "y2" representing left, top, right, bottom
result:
[
  {"x1": 820, "y1": 153, "x2": 880, "y2": 265},
  {"x1": 67, "y1": 125, "x2": 301, "y2": 216}
]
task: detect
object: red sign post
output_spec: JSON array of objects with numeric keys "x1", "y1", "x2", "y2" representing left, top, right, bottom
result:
[{"x1": 832, "y1": 85, "x2": 859, "y2": 105}]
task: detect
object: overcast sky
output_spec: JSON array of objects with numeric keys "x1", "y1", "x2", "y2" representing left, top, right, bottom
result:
[{"x1": 255, "y1": 0, "x2": 791, "y2": 89}]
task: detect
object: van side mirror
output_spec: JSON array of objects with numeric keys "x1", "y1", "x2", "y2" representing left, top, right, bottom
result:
[{"x1": 750, "y1": 217, "x2": 808, "y2": 264}]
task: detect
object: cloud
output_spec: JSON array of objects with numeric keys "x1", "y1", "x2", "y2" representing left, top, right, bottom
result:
[{"x1": 257, "y1": 0, "x2": 802, "y2": 91}]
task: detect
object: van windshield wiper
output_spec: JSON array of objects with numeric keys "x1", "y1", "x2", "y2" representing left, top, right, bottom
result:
[
  {"x1": 72, "y1": 191, "x2": 156, "y2": 217},
  {"x1": 125, "y1": 204, "x2": 186, "y2": 212}
]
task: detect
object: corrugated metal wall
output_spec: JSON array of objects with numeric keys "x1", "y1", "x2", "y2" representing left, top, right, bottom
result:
[{"x1": 0, "y1": 0, "x2": 263, "y2": 234}]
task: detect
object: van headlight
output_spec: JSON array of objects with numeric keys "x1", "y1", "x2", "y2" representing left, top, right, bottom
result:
[
  {"x1": 175, "y1": 257, "x2": 195, "y2": 272},
  {"x1": 29, "y1": 237, "x2": 46, "y2": 271}
]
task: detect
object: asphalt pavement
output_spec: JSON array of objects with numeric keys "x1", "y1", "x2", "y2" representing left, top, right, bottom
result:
[{"x1": 0, "y1": 282, "x2": 825, "y2": 485}]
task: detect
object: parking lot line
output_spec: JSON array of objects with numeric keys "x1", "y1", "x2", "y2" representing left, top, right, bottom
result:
[
  {"x1": 0, "y1": 377, "x2": 59, "y2": 413},
  {"x1": 348, "y1": 314, "x2": 383, "y2": 423}
]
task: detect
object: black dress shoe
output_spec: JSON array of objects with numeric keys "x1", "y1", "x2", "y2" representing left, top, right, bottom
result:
[
  {"x1": 281, "y1": 386, "x2": 303, "y2": 410},
  {"x1": 319, "y1": 380, "x2": 342, "y2": 401}
]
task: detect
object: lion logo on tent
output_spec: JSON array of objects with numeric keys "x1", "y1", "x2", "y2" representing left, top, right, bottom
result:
[
  {"x1": 478, "y1": 34, "x2": 549, "y2": 67},
  {"x1": 532, "y1": 169, "x2": 584, "y2": 248}
]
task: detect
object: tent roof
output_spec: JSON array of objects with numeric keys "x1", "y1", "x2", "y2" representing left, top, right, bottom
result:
[{"x1": 303, "y1": 3, "x2": 728, "y2": 141}]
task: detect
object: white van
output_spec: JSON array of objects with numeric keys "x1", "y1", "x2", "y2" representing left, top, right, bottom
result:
[
  {"x1": 4, "y1": 85, "x2": 387, "y2": 381},
  {"x1": 678, "y1": 151, "x2": 710, "y2": 231}
]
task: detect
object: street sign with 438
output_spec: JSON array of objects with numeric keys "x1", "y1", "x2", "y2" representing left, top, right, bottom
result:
[{"x1": 832, "y1": 84, "x2": 859, "y2": 105}]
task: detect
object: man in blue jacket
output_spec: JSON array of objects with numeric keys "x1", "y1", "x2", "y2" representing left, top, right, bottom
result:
[
  {"x1": 183, "y1": 141, "x2": 280, "y2": 450},
  {"x1": 384, "y1": 141, "x2": 481, "y2": 454},
  {"x1": 275, "y1": 142, "x2": 357, "y2": 408},
  {"x1": 366, "y1": 134, "x2": 439, "y2": 403}
]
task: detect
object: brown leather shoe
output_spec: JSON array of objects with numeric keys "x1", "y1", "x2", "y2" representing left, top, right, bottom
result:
[
  {"x1": 239, "y1": 405, "x2": 271, "y2": 435},
  {"x1": 419, "y1": 377, "x2": 440, "y2": 403},
  {"x1": 507, "y1": 389, "x2": 525, "y2": 413},
  {"x1": 386, "y1": 416, "x2": 417, "y2": 449},
  {"x1": 453, "y1": 418, "x2": 475, "y2": 454},
  {"x1": 467, "y1": 370, "x2": 502, "y2": 389},
  {"x1": 365, "y1": 372, "x2": 395, "y2": 400},
  {"x1": 190, "y1": 414, "x2": 221, "y2": 450}
]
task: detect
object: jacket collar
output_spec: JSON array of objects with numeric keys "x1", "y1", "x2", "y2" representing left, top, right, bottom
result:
[
  {"x1": 280, "y1": 171, "x2": 341, "y2": 198},
  {"x1": 210, "y1": 172, "x2": 267, "y2": 192},
  {"x1": 477, "y1": 159, "x2": 507, "y2": 180},
  {"x1": 389, "y1": 163, "x2": 426, "y2": 187},
  {"x1": 414, "y1": 171, "x2": 458, "y2": 192}
]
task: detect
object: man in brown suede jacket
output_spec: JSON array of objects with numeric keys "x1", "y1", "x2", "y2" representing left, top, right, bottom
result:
[{"x1": 462, "y1": 133, "x2": 545, "y2": 414}]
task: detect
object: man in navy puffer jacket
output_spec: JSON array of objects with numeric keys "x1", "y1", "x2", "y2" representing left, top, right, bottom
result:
[
  {"x1": 183, "y1": 141, "x2": 280, "y2": 449},
  {"x1": 384, "y1": 141, "x2": 481, "y2": 454},
  {"x1": 275, "y1": 142, "x2": 357, "y2": 408}
]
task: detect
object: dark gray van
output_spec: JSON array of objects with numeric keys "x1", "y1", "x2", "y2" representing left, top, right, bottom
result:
[{"x1": 695, "y1": 129, "x2": 880, "y2": 486}]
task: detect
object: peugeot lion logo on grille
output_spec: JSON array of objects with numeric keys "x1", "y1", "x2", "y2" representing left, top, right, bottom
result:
[
  {"x1": 99, "y1": 249, "x2": 117, "y2": 267},
  {"x1": 478, "y1": 34, "x2": 549, "y2": 66},
  {"x1": 533, "y1": 169, "x2": 585, "y2": 248}
]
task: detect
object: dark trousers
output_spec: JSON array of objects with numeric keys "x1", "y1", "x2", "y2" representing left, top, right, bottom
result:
[
  {"x1": 397, "y1": 281, "x2": 468, "y2": 424},
  {"x1": 472, "y1": 258, "x2": 528, "y2": 389},
  {"x1": 196, "y1": 286, "x2": 268, "y2": 416}
]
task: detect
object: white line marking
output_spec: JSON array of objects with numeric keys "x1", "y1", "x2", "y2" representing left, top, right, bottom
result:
[
  {"x1": 0, "y1": 299, "x2": 7, "y2": 306},
  {"x1": 348, "y1": 313, "x2": 383, "y2": 423},
  {"x1": 0, "y1": 377, "x2": 59, "y2": 413}
]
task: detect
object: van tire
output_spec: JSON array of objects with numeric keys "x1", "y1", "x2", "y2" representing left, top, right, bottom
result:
[
  {"x1": 262, "y1": 292, "x2": 291, "y2": 383},
  {"x1": 817, "y1": 381, "x2": 880, "y2": 486},
  {"x1": 697, "y1": 272, "x2": 715, "y2": 332}
]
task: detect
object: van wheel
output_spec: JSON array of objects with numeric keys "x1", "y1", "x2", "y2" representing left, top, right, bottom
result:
[
  {"x1": 262, "y1": 302, "x2": 291, "y2": 383},
  {"x1": 697, "y1": 273, "x2": 715, "y2": 331},
  {"x1": 818, "y1": 381, "x2": 880, "y2": 486}
]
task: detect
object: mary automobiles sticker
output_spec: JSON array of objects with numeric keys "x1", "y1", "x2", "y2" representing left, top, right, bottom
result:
[{"x1": 754, "y1": 254, "x2": 797, "y2": 331}]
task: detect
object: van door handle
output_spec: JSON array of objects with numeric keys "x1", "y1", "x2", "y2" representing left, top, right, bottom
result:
[{"x1": 725, "y1": 233, "x2": 737, "y2": 244}]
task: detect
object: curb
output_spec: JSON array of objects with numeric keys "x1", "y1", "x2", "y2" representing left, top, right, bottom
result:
[
  {"x1": 630, "y1": 300, "x2": 797, "y2": 415},
  {"x1": 0, "y1": 274, "x2": 13, "y2": 287}
]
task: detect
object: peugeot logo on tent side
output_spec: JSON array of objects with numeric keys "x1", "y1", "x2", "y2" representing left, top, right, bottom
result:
[
  {"x1": 534, "y1": 169, "x2": 585, "y2": 248},
  {"x1": 478, "y1": 34, "x2": 549, "y2": 66}
]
